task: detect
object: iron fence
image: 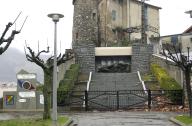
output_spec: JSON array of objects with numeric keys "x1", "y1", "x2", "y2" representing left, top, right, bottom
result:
[{"x1": 57, "y1": 89, "x2": 184, "y2": 111}]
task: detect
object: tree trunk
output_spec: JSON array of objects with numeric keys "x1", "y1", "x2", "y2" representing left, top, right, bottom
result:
[
  {"x1": 43, "y1": 70, "x2": 52, "y2": 119},
  {"x1": 185, "y1": 67, "x2": 192, "y2": 117}
]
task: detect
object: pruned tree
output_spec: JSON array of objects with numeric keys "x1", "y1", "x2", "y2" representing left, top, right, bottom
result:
[
  {"x1": 25, "y1": 44, "x2": 73, "y2": 119},
  {"x1": 161, "y1": 43, "x2": 192, "y2": 117},
  {"x1": 0, "y1": 12, "x2": 27, "y2": 55}
]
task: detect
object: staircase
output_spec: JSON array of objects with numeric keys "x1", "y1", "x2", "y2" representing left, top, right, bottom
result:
[
  {"x1": 68, "y1": 73, "x2": 88, "y2": 111},
  {"x1": 89, "y1": 72, "x2": 142, "y2": 91},
  {"x1": 87, "y1": 72, "x2": 146, "y2": 110},
  {"x1": 59, "y1": 72, "x2": 146, "y2": 111}
]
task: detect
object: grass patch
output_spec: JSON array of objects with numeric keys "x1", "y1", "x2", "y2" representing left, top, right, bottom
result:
[
  {"x1": 175, "y1": 115, "x2": 192, "y2": 125},
  {"x1": 0, "y1": 116, "x2": 68, "y2": 126}
]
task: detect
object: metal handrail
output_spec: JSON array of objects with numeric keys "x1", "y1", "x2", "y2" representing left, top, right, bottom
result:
[
  {"x1": 83, "y1": 71, "x2": 92, "y2": 107},
  {"x1": 137, "y1": 71, "x2": 147, "y2": 94}
]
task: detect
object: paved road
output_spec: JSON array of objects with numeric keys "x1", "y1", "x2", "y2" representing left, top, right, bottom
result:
[{"x1": 66, "y1": 111, "x2": 179, "y2": 126}]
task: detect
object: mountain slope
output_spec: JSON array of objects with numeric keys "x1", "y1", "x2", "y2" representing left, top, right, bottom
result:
[{"x1": 0, "y1": 48, "x2": 43, "y2": 83}]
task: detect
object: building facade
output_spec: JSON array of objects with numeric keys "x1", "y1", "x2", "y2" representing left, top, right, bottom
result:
[
  {"x1": 72, "y1": 0, "x2": 161, "y2": 47},
  {"x1": 98, "y1": 0, "x2": 161, "y2": 47},
  {"x1": 72, "y1": 0, "x2": 157, "y2": 73},
  {"x1": 160, "y1": 26, "x2": 192, "y2": 53}
]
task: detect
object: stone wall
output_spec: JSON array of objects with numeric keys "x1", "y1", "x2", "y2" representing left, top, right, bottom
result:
[
  {"x1": 72, "y1": 0, "x2": 97, "y2": 73},
  {"x1": 72, "y1": 0, "x2": 98, "y2": 46},
  {"x1": 131, "y1": 43, "x2": 153, "y2": 73},
  {"x1": 73, "y1": 42, "x2": 95, "y2": 73},
  {"x1": 151, "y1": 54, "x2": 183, "y2": 86}
]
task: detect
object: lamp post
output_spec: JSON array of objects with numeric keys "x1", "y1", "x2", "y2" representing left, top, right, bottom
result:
[
  {"x1": 185, "y1": 10, "x2": 192, "y2": 18},
  {"x1": 47, "y1": 13, "x2": 64, "y2": 126}
]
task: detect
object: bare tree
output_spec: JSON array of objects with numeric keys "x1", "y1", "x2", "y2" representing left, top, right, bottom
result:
[
  {"x1": 161, "y1": 43, "x2": 192, "y2": 117},
  {"x1": 0, "y1": 12, "x2": 27, "y2": 55},
  {"x1": 25, "y1": 44, "x2": 73, "y2": 119}
]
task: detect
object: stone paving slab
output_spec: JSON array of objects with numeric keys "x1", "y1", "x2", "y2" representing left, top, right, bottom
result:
[{"x1": 65, "y1": 112, "x2": 179, "y2": 126}]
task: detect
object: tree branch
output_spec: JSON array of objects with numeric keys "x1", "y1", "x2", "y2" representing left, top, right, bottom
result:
[
  {"x1": 0, "y1": 30, "x2": 20, "y2": 55},
  {"x1": 162, "y1": 43, "x2": 186, "y2": 70},
  {"x1": 36, "y1": 46, "x2": 49, "y2": 58},
  {"x1": 0, "y1": 22, "x2": 13, "y2": 45},
  {"x1": 26, "y1": 46, "x2": 47, "y2": 70}
]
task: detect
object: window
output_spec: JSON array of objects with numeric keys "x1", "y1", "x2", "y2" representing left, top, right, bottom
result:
[
  {"x1": 171, "y1": 35, "x2": 178, "y2": 45},
  {"x1": 112, "y1": 10, "x2": 116, "y2": 21},
  {"x1": 92, "y1": 13, "x2": 96, "y2": 21},
  {"x1": 190, "y1": 38, "x2": 192, "y2": 43},
  {"x1": 144, "y1": 4, "x2": 148, "y2": 27},
  {"x1": 76, "y1": 32, "x2": 78, "y2": 39}
]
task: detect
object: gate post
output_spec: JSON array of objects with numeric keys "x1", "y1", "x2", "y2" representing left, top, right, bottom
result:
[
  {"x1": 117, "y1": 91, "x2": 119, "y2": 110},
  {"x1": 148, "y1": 89, "x2": 151, "y2": 110},
  {"x1": 85, "y1": 90, "x2": 88, "y2": 111},
  {"x1": 182, "y1": 89, "x2": 185, "y2": 107}
]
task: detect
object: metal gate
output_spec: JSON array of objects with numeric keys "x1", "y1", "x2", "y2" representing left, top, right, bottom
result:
[{"x1": 57, "y1": 90, "x2": 183, "y2": 111}]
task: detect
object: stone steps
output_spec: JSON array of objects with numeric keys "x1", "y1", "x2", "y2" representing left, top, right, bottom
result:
[
  {"x1": 65, "y1": 73, "x2": 88, "y2": 111},
  {"x1": 89, "y1": 72, "x2": 142, "y2": 91},
  {"x1": 60, "y1": 72, "x2": 146, "y2": 111}
]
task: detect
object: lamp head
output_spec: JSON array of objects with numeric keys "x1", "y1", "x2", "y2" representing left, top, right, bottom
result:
[{"x1": 48, "y1": 13, "x2": 64, "y2": 22}]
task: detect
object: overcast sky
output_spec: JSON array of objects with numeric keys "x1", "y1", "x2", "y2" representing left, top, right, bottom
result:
[{"x1": 0, "y1": 0, "x2": 191, "y2": 52}]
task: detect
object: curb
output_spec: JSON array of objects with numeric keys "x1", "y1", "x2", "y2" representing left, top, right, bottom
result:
[
  {"x1": 64, "y1": 118, "x2": 73, "y2": 126},
  {"x1": 169, "y1": 117, "x2": 189, "y2": 126}
]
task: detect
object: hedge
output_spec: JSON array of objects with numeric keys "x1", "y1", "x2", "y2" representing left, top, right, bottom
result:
[
  {"x1": 150, "y1": 63, "x2": 182, "y2": 90},
  {"x1": 151, "y1": 63, "x2": 182, "y2": 104},
  {"x1": 58, "y1": 64, "x2": 80, "y2": 91},
  {"x1": 57, "y1": 64, "x2": 80, "y2": 104}
]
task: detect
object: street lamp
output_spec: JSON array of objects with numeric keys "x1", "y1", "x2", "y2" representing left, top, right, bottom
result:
[
  {"x1": 47, "y1": 13, "x2": 64, "y2": 126},
  {"x1": 185, "y1": 10, "x2": 192, "y2": 18}
]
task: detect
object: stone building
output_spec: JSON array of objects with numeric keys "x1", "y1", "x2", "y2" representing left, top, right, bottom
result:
[
  {"x1": 72, "y1": 0, "x2": 161, "y2": 47},
  {"x1": 98, "y1": 0, "x2": 161, "y2": 47},
  {"x1": 72, "y1": 0, "x2": 158, "y2": 73}
]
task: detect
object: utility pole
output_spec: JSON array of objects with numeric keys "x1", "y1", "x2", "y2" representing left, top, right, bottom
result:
[{"x1": 141, "y1": 0, "x2": 148, "y2": 43}]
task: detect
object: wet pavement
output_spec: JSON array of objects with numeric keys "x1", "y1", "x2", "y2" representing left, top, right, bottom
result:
[
  {"x1": 0, "y1": 111, "x2": 180, "y2": 126},
  {"x1": 65, "y1": 111, "x2": 179, "y2": 126}
]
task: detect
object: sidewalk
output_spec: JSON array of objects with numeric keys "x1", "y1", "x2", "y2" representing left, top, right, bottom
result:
[{"x1": 63, "y1": 111, "x2": 181, "y2": 126}]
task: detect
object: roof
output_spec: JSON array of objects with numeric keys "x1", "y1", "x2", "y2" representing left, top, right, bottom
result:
[
  {"x1": 72, "y1": 0, "x2": 162, "y2": 9},
  {"x1": 183, "y1": 25, "x2": 192, "y2": 34},
  {"x1": 131, "y1": 0, "x2": 162, "y2": 9},
  {"x1": 17, "y1": 69, "x2": 29, "y2": 75},
  {"x1": 161, "y1": 27, "x2": 192, "y2": 38}
]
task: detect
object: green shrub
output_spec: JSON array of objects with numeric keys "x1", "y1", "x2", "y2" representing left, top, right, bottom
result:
[
  {"x1": 58, "y1": 79, "x2": 73, "y2": 91},
  {"x1": 36, "y1": 85, "x2": 44, "y2": 91},
  {"x1": 151, "y1": 63, "x2": 182, "y2": 104},
  {"x1": 57, "y1": 64, "x2": 80, "y2": 104},
  {"x1": 58, "y1": 64, "x2": 80, "y2": 90},
  {"x1": 151, "y1": 63, "x2": 181, "y2": 90}
]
